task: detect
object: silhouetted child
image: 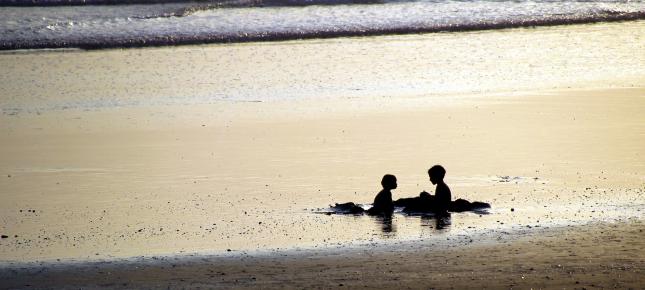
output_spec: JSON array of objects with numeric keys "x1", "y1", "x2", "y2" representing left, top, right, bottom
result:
[
  {"x1": 422, "y1": 165, "x2": 451, "y2": 213},
  {"x1": 367, "y1": 174, "x2": 397, "y2": 215},
  {"x1": 396, "y1": 165, "x2": 490, "y2": 213}
]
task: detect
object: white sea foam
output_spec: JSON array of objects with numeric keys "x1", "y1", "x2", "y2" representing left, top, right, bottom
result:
[{"x1": 1, "y1": 0, "x2": 644, "y2": 49}]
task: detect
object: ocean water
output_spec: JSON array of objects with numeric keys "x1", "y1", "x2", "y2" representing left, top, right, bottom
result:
[{"x1": 1, "y1": 0, "x2": 645, "y2": 49}]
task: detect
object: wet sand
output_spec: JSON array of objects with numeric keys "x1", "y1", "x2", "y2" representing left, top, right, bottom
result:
[
  {"x1": 1, "y1": 87, "x2": 644, "y2": 261},
  {"x1": 2, "y1": 220, "x2": 643, "y2": 289},
  {"x1": 1, "y1": 21, "x2": 645, "y2": 288},
  {"x1": 1, "y1": 86, "x2": 644, "y2": 288}
]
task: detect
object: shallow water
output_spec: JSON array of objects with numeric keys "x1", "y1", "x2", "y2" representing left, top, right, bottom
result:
[{"x1": 2, "y1": 21, "x2": 644, "y2": 113}]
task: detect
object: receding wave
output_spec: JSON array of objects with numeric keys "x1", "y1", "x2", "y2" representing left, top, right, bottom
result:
[{"x1": 1, "y1": 0, "x2": 644, "y2": 50}]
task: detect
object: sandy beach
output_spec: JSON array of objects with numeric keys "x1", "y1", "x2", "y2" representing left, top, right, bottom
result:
[
  {"x1": 2, "y1": 220, "x2": 643, "y2": 289},
  {"x1": 1, "y1": 20, "x2": 644, "y2": 288}
]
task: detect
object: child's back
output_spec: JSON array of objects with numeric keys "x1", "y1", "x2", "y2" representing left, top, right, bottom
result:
[
  {"x1": 429, "y1": 165, "x2": 451, "y2": 213},
  {"x1": 433, "y1": 181, "x2": 451, "y2": 212},
  {"x1": 370, "y1": 189, "x2": 393, "y2": 213}
]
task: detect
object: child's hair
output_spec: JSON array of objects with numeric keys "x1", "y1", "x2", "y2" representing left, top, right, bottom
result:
[
  {"x1": 381, "y1": 174, "x2": 397, "y2": 188},
  {"x1": 428, "y1": 165, "x2": 446, "y2": 180}
]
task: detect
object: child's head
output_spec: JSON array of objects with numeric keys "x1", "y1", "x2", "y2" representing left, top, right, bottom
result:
[
  {"x1": 381, "y1": 174, "x2": 397, "y2": 190},
  {"x1": 428, "y1": 165, "x2": 446, "y2": 184}
]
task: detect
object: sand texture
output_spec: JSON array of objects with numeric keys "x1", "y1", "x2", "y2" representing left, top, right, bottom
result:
[
  {"x1": 2, "y1": 220, "x2": 644, "y2": 289},
  {"x1": 1, "y1": 87, "x2": 643, "y2": 261},
  {"x1": 0, "y1": 21, "x2": 644, "y2": 289}
]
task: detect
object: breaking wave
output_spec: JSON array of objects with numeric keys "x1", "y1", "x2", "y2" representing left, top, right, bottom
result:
[{"x1": 1, "y1": 0, "x2": 644, "y2": 50}]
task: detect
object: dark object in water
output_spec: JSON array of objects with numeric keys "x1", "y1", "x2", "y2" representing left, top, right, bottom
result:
[
  {"x1": 449, "y1": 198, "x2": 491, "y2": 212},
  {"x1": 395, "y1": 197, "x2": 490, "y2": 214},
  {"x1": 366, "y1": 206, "x2": 392, "y2": 216},
  {"x1": 330, "y1": 198, "x2": 490, "y2": 215},
  {"x1": 393, "y1": 197, "x2": 418, "y2": 208},
  {"x1": 331, "y1": 202, "x2": 365, "y2": 214}
]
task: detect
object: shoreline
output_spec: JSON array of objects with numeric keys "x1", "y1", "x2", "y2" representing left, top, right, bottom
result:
[
  {"x1": 2, "y1": 18, "x2": 645, "y2": 51},
  {"x1": 3, "y1": 21, "x2": 644, "y2": 116},
  {"x1": 0, "y1": 214, "x2": 640, "y2": 265},
  {"x1": 2, "y1": 219, "x2": 643, "y2": 289},
  {"x1": 1, "y1": 20, "x2": 644, "y2": 288}
]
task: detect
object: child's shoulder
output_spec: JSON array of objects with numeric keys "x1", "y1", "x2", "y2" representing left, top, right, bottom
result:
[
  {"x1": 437, "y1": 182, "x2": 451, "y2": 193},
  {"x1": 376, "y1": 189, "x2": 391, "y2": 197}
]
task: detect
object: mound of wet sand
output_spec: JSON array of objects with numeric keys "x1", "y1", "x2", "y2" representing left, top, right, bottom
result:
[{"x1": 331, "y1": 198, "x2": 490, "y2": 215}]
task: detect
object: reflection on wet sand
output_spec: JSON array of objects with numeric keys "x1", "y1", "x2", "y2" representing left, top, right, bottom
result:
[
  {"x1": 421, "y1": 214, "x2": 452, "y2": 231},
  {"x1": 370, "y1": 213, "x2": 454, "y2": 237},
  {"x1": 371, "y1": 214, "x2": 396, "y2": 237}
]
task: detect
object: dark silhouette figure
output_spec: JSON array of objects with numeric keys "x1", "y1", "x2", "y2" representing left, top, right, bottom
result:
[
  {"x1": 399, "y1": 165, "x2": 451, "y2": 214},
  {"x1": 367, "y1": 174, "x2": 397, "y2": 215},
  {"x1": 427, "y1": 165, "x2": 452, "y2": 213},
  {"x1": 331, "y1": 166, "x2": 490, "y2": 216}
]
